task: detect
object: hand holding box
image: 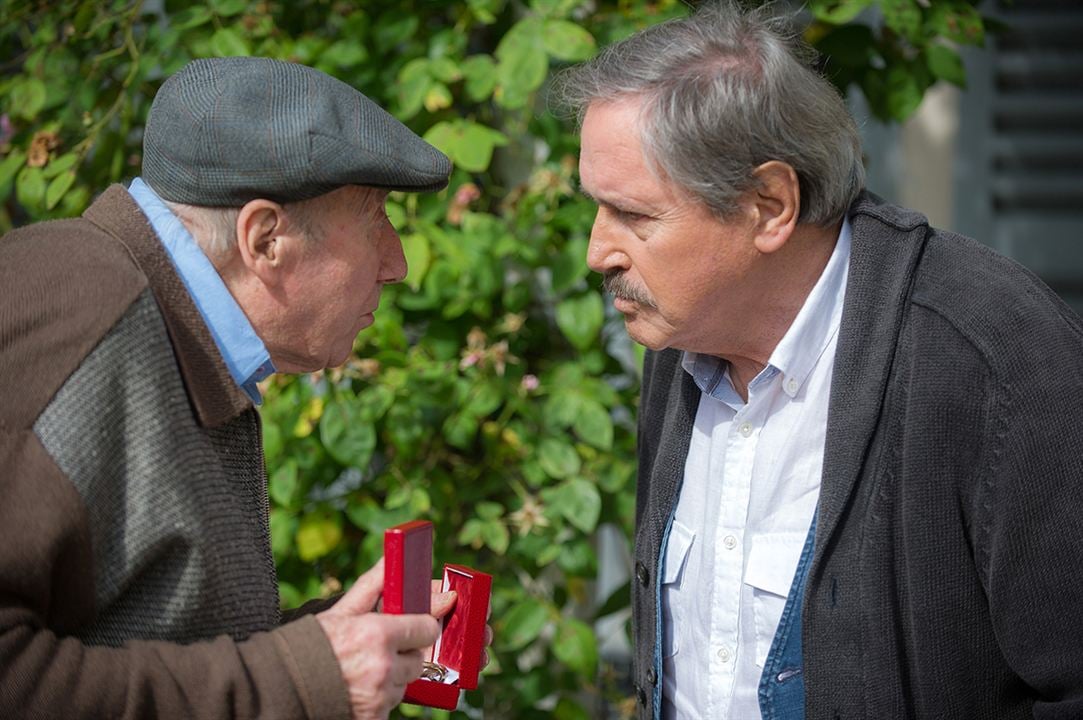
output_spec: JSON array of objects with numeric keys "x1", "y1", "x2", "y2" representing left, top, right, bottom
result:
[{"x1": 383, "y1": 521, "x2": 493, "y2": 711}]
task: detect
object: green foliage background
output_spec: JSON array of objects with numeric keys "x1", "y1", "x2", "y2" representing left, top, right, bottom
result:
[{"x1": 1, "y1": 0, "x2": 989, "y2": 717}]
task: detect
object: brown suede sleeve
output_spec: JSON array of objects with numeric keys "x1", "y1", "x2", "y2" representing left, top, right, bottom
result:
[{"x1": 0, "y1": 423, "x2": 351, "y2": 720}]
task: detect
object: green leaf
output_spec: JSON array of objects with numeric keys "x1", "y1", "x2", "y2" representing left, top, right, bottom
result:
[
  {"x1": 269, "y1": 509, "x2": 296, "y2": 558},
  {"x1": 402, "y1": 232, "x2": 431, "y2": 290},
  {"x1": 322, "y1": 39, "x2": 369, "y2": 68},
  {"x1": 885, "y1": 64, "x2": 926, "y2": 121},
  {"x1": 555, "y1": 293, "x2": 604, "y2": 350},
  {"x1": 429, "y1": 57, "x2": 461, "y2": 83},
  {"x1": 422, "y1": 120, "x2": 457, "y2": 157},
  {"x1": 543, "y1": 20, "x2": 596, "y2": 62},
  {"x1": 553, "y1": 617, "x2": 598, "y2": 676},
  {"x1": 545, "y1": 20, "x2": 597, "y2": 61},
  {"x1": 543, "y1": 390, "x2": 582, "y2": 429},
  {"x1": 443, "y1": 411, "x2": 478, "y2": 450},
  {"x1": 16, "y1": 166, "x2": 46, "y2": 211},
  {"x1": 396, "y1": 58, "x2": 431, "y2": 119},
  {"x1": 42, "y1": 152, "x2": 77, "y2": 179},
  {"x1": 814, "y1": 24, "x2": 876, "y2": 68},
  {"x1": 319, "y1": 398, "x2": 377, "y2": 469},
  {"x1": 423, "y1": 83, "x2": 453, "y2": 113},
  {"x1": 928, "y1": 4, "x2": 984, "y2": 46},
  {"x1": 11, "y1": 79, "x2": 47, "y2": 120},
  {"x1": 269, "y1": 460, "x2": 299, "y2": 507},
  {"x1": 501, "y1": 599, "x2": 550, "y2": 650},
  {"x1": 262, "y1": 418, "x2": 284, "y2": 461},
  {"x1": 209, "y1": 0, "x2": 247, "y2": 17},
  {"x1": 551, "y1": 236, "x2": 589, "y2": 293},
  {"x1": 173, "y1": 6, "x2": 214, "y2": 29},
  {"x1": 295, "y1": 510, "x2": 343, "y2": 562},
  {"x1": 467, "y1": 0, "x2": 504, "y2": 24},
  {"x1": 809, "y1": 0, "x2": 872, "y2": 24},
  {"x1": 926, "y1": 44, "x2": 967, "y2": 87},
  {"x1": 462, "y1": 55, "x2": 497, "y2": 102},
  {"x1": 554, "y1": 698, "x2": 591, "y2": 720},
  {"x1": 465, "y1": 379, "x2": 504, "y2": 418},
  {"x1": 346, "y1": 499, "x2": 414, "y2": 534},
  {"x1": 476, "y1": 501, "x2": 504, "y2": 520},
  {"x1": 211, "y1": 27, "x2": 250, "y2": 57},
  {"x1": 881, "y1": 0, "x2": 923, "y2": 43},
  {"x1": 481, "y1": 519, "x2": 510, "y2": 554},
  {"x1": 45, "y1": 170, "x2": 75, "y2": 210},
  {"x1": 495, "y1": 18, "x2": 548, "y2": 109},
  {"x1": 0, "y1": 150, "x2": 26, "y2": 194},
  {"x1": 557, "y1": 478, "x2": 601, "y2": 533},
  {"x1": 538, "y1": 437, "x2": 581, "y2": 479},
  {"x1": 459, "y1": 518, "x2": 484, "y2": 548},
  {"x1": 573, "y1": 398, "x2": 613, "y2": 451},
  {"x1": 374, "y1": 14, "x2": 419, "y2": 53},
  {"x1": 456, "y1": 122, "x2": 508, "y2": 173},
  {"x1": 594, "y1": 579, "x2": 632, "y2": 619}
]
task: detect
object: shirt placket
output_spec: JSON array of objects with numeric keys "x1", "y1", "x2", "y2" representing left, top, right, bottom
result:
[{"x1": 708, "y1": 399, "x2": 760, "y2": 717}]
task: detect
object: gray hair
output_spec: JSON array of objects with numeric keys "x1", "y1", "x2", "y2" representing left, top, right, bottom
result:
[
  {"x1": 163, "y1": 197, "x2": 325, "y2": 259},
  {"x1": 555, "y1": 0, "x2": 865, "y2": 227}
]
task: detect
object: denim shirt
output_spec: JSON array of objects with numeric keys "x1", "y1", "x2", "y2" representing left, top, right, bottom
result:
[{"x1": 127, "y1": 178, "x2": 275, "y2": 404}]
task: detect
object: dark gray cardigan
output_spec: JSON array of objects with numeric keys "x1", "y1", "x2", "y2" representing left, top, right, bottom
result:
[{"x1": 631, "y1": 193, "x2": 1083, "y2": 719}]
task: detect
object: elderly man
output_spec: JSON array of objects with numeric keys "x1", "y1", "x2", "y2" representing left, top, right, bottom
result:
[
  {"x1": 0, "y1": 58, "x2": 455, "y2": 719},
  {"x1": 561, "y1": 3, "x2": 1083, "y2": 719}
]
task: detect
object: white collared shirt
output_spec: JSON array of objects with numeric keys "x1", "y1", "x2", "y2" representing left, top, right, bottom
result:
[{"x1": 661, "y1": 218, "x2": 851, "y2": 719}]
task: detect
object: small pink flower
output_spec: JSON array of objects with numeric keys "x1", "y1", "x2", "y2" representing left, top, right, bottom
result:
[{"x1": 520, "y1": 374, "x2": 540, "y2": 392}]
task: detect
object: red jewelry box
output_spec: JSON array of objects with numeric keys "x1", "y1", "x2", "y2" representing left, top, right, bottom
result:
[{"x1": 383, "y1": 521, "x2": 492, "y2": 711}]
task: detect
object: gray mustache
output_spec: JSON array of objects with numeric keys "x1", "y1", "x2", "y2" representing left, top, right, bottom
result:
[{"x1": 602, "y1": 271, "x2": 656, "y2": 308}]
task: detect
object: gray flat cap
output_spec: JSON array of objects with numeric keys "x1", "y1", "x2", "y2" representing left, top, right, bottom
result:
[{"x1": 142, "y1": 57, "x2": 451, "y2": 206}]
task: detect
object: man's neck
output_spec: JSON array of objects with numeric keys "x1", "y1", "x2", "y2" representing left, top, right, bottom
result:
[{"x1": 718, "y1": 219, "x2": 843, "y2": 401}]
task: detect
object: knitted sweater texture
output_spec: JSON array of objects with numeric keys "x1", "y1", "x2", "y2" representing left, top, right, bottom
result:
[{"x1": 631, "y1": 193, "x2": 1083, "y2": 719}]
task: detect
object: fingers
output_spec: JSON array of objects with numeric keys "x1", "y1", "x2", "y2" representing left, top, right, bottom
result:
[
  {"x1": 337, "y1": 557, "x2": 385, "y2": 615},
  {"x1": 384, "y1": 612, "x2": 442, "y2": 650},
  {"x1": 481, "y1": 623, "x2": 494, "y2": 669},
  {"x1": 393, "y1": 647, "x2": 426, "y2": 686},
  {"x1": 430, "y1": 590, "x2": 457, "y2": 619}
]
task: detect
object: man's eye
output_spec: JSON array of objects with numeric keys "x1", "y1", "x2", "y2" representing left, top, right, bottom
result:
[{"x1": 615, "y1": 208, "x2": 646, "y2": 222}]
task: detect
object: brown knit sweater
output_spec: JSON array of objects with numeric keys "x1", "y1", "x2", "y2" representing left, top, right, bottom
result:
[{"x1": 0, "y1": 186, "x2": 350, "y2": 719}]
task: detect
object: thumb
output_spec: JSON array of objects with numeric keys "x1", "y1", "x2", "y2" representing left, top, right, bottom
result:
[{"x1": 337, "y1": 557, "x2": 385, "y2": 614}]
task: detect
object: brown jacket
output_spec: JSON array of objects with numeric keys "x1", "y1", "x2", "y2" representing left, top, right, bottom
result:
[{"x1": 0, "y1": 186, "x2": 350, "y2": 719}]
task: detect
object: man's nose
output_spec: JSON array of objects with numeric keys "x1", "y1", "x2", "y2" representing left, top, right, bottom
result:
[
  {"x1": 586, "y1": 209, "x2": 624, "y2": 275},
  {"x1": 380, "y1": 223, "x2": 408, "y2": 284}
]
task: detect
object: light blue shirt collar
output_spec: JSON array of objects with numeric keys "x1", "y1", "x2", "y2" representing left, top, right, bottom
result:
[
  {"x1": 128, "y1": 177, "x2": 275, "y2": 405},
  {"x1": 681, "y1": 216, "x2": 852, "y2": 411}
]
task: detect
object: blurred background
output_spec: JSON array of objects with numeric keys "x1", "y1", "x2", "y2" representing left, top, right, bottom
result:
[{"x1": 2, "y1": 1, "x2": 1080, "y2": 718}]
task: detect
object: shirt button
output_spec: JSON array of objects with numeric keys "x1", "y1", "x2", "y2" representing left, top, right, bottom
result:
[
  {"x1": 786, "y1": 377, "x2": 799, "y2": 394},
  {"x1": 717, "y1": 646, "x2": 731, "y2": 662},
  {"x1": 636, "y1": 562, "x2": 650, "y2": 587},
  {"x1": 723, "y1": 535, "x2": 737, "y2": 550},
  {"x1": 738, "y1": 422, "x2": 753, "y2": 437},
  {"x1": 635, "y1": 684, "x2": 647, "y2": 706},
  {"x1": 647, "y1": 667, "x2": 657, "y2": 685}
]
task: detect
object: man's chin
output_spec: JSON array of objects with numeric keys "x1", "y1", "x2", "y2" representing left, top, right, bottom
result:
[{"x1": 623, "y1": 318, "x2": 670, "y2": 353}]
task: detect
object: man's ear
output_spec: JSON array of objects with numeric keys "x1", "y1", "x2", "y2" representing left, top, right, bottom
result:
[
  {"x1": 749, "y1": 160, "x2": 800, "y2": 255},
  {"x1": 235, "y1": 199, "x2": 292, "y2": 282}
]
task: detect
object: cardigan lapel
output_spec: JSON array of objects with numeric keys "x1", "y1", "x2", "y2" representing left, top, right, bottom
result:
[
  {"x1": 82, "y1": 185, "x2": 253, "y2": 428},
  {"x1": 814, "y1": 192, "x2": 931, "y2": 556}
]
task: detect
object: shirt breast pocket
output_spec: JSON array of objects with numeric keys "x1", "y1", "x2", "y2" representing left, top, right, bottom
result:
[
  {"x1": 743, "y1": 532, "x2": 806, "y2": 668},
  {"x1": 660, "y1": 519, "x2": 695, "y2": 658}
]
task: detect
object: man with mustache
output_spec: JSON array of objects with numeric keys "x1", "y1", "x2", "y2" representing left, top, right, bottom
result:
[
  {"x1": 561, "y1": 2, "x2": 1083, "y2": 719},
  {"x1": 0, "y1": 57, "x2": 464, "y2": 720}
]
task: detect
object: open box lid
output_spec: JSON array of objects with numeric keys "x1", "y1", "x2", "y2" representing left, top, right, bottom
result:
[
  {"x1": 383, "y1": 520, "x2": 433, "y2": 614},
  {"x1": 431, "y1": 564, "x2": 492, "y2": 690}
]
